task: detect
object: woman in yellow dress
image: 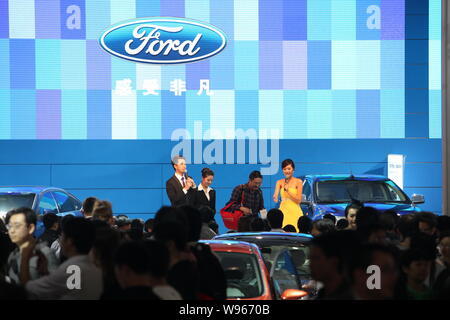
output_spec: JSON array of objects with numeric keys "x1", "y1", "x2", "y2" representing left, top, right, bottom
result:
[{"x1": 273, "y1": 159, "x2": 303, "y2": 232}]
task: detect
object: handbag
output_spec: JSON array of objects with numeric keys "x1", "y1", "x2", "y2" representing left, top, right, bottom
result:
[{"x1": 220, "y1": 186, "x2": 245, "y2": 230}]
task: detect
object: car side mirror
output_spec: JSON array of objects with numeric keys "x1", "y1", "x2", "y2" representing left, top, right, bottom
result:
[
  {"x1": 281, "y1": 289, "x2": 308, "y2": 300},
  {"x1": 301, "y1": 194, "x2": 311, "y2": 205},
  {"x1": 411, "y1": 194, "x2": 425, "y2": 204}
]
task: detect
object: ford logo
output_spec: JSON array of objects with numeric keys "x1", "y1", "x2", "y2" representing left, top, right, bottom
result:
[{"x1": 99, "y1": 17, "x2": 227, "y2": 64}]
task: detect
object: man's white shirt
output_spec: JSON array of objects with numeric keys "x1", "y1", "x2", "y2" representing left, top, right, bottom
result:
[
  {"x1": 153, "y1": 285, "x2": 182, "y2": 300},
  {"x1": 175, "y1": 173, "x2": 188, "y2": 194}
]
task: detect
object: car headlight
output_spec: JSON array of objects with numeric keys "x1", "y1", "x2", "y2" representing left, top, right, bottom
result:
[{"x1": 314, "y1": 206, "x2": 326, "y2": 216}]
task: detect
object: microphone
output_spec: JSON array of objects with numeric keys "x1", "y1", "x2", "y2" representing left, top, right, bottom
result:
[
  {"x1": 184, "y1": 170, "x2": 196, "y2": 189},
  {"x1": 284, "y1": 178, "x2": 289, "y2": 190}
]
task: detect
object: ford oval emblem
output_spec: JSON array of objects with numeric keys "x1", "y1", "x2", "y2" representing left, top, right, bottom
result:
[{"x1": 99, "y1": 17, "x2": 227, "y2": 64}]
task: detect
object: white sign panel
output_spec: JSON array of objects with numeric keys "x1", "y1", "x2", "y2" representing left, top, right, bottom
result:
[{"x1": 388, "y1": 154, "x2": 405, "y2": 189}]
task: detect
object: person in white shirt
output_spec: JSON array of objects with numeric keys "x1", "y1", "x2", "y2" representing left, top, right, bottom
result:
[
  {"x1": 191, "y1": 168, "x2": 216, "y2": 213},
  {"x1": 20, "y1": 217, "x2": 102, "y2": 300},
  {"x1": 192, "y1": 168, "x2": 218, "y2": 240}
]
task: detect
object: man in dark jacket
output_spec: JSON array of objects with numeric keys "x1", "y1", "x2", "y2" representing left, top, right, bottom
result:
[
  {"x1": 38, "y1": 213, "x2": 59, "y2": 247},
  {"x1": 179, "y1": 205, "x2": 227, "y2": 300},
  {"x1": 166, "y1": 155, "x2": 196, "y2": 207},
  {"x1": 113, "y1": 241, "x2": 161, "y2": 300}
]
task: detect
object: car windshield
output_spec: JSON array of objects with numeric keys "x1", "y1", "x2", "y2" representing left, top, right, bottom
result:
[
  {"x1": 215, "y1": 251, "x2": 264, "y2": 299},
  {"x1": 0, "y1": 193, "x2": 35, "y2": 218},
  {"x1": 315, "y1": 179, "x2": 409, "y2": 204},
  {"x1": 260, "y1": 245, "x2": 311, "y2": 296}
]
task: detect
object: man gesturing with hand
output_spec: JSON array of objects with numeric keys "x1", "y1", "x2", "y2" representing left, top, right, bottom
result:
[{"x1": 166, "y1": 155, "x2": 196, "y2": 207}]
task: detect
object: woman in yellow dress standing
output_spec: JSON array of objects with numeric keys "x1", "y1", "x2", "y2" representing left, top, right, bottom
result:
[{"x1": 273, "y1": 159, "x2": 303, "y2": 232}]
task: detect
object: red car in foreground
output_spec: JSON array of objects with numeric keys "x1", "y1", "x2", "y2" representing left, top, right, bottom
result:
[{"x1": 201, "y1": 240, "x2": 307, "y2": 300}]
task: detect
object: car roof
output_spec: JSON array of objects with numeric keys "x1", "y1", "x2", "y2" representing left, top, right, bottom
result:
[
  {"x1": 214, "y1": 232, "x2": 313, "y2": 245},
  {"x1": 199, "y1": 240, "x2": 260, "y2": 254},
  {"x1": 0, "y1": 186, "x2": 70, "y2": 194},
  {"x1": 303, "y1": 174, "x2": 388, "y2": 182}
]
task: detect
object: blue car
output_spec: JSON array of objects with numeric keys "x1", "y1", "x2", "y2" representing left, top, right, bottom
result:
[
  {"x1": 300, "y1": 175, "x2": 424, "y2": 220},
  {"x1": 0, "y1": 186, "x2": 83, "y2": 237}
]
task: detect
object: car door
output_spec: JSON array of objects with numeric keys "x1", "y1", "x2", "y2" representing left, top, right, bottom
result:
[
  {"x1": 270, "y1": 249, "x2": 303, "y2": 298},
  {"x1": 38, "y1": 192, "x2": 59, "y2": 215},
  {"x1": 301, "y1": 180, "x2": 314, "y2": 217},
  {"x1": 34, "y1": 192, "x2": 59, "y2": 238},
  {"x1": 51, "y1": 191, "x2": 83, "y2": 217}
]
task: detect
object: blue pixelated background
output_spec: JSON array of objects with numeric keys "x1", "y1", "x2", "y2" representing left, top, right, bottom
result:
[{"x1": 0, "y1": 0, "x2": 441, "y2": 139}]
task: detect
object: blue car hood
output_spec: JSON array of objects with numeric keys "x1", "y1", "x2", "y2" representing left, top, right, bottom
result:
[{"x1": 315, "y1": 202, "x2": 420, "y2": 218}]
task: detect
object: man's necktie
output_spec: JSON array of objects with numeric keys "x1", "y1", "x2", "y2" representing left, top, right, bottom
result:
[{"x1": 181, "y1": 176, "x2": 186, "y2": 187}]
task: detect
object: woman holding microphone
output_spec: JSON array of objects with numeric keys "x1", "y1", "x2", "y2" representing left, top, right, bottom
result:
[{"x1": 273, "y1": 159, "x2": 303, "y2": 232}]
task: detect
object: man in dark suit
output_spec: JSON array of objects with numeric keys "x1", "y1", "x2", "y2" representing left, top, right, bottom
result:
[{"x1": 166, "y1": 155, "x2": 196, "y2": 206}]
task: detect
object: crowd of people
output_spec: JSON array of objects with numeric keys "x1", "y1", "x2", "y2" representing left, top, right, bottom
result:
[
  {"x1": 230, "y1": 206, "x2": 450, "y2": 300},
  {"x1": 298, "y1": 207, "x2": 450, "y2": 300},
  {"x1": 0, "y1": 199, "x2": 227, "y2": 300},
  {"x1": 0, "y1": 196, "x2": 449, "y2": 300}
]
